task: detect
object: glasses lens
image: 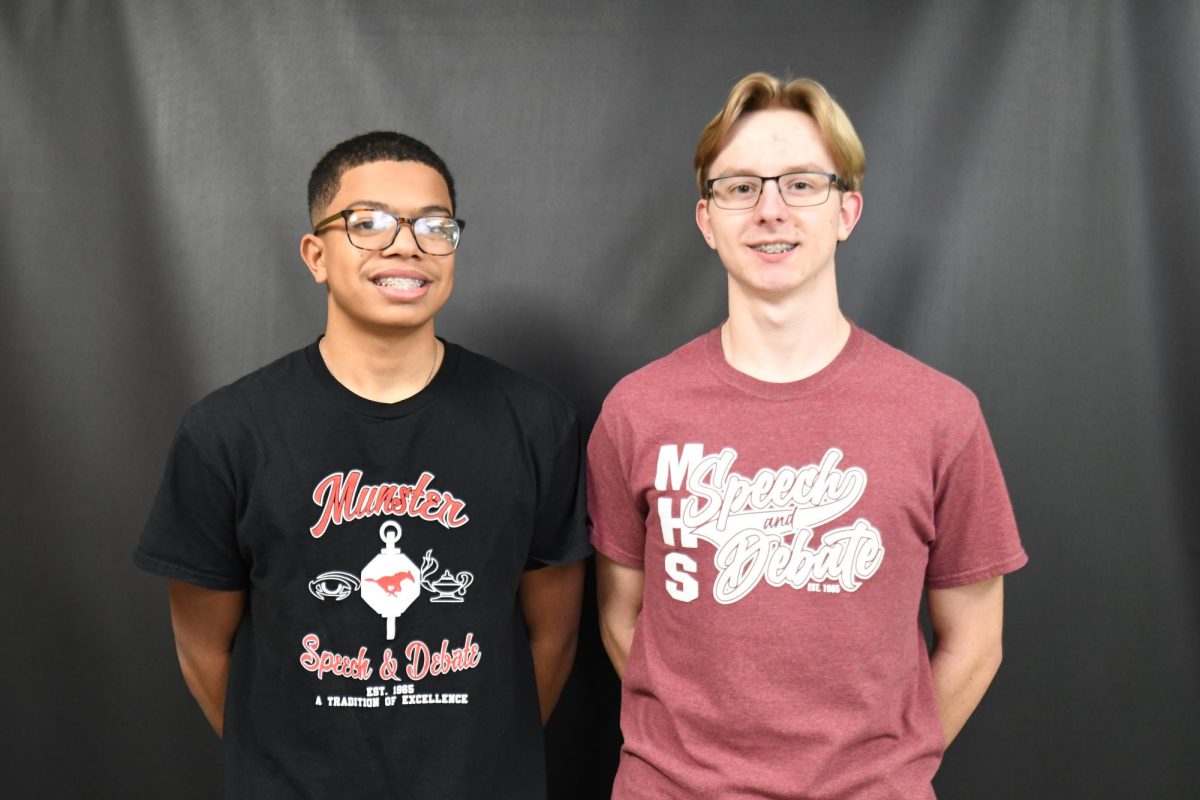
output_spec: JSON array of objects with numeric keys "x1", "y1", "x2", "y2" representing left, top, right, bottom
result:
[
  {"x1": 779, "y1": 173, "x2": 832, "y2": 207},
  {"x1": 413, "y1": 217, "x2": 461, "y2": 255},
  {"x1": 710, "y1": 177, "x2": 764, "y2": 210},
  {"x1": 345, "y1": 210, "x2": 398, "y2": 249}
]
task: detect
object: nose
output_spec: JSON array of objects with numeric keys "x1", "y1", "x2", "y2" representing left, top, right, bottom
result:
[
  {"x1": 754, "y1": 177, "x2": 788, "y2": 221},
  {"x1": 382, "y1": 221, "x2": 421, "y2": 256}
]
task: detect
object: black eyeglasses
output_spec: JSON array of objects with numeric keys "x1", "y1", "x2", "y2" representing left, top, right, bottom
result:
[
  {"x1": 705, "y1": 171, "x2": 847, "y2": 210},
  {"x1": 313, "y1": 208, "x2": 465, "y2": 255}
]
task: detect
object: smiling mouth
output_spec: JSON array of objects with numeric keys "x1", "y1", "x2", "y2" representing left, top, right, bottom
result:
[
  {"x1": 751, "y1": 243, "x2": 796, "y2": 254},
  {"x1": 373, "y1": 276, "x2": 427, "y2": 289}
]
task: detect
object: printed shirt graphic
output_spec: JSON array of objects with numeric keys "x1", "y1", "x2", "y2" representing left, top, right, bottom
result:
[
  {"x1": 654, "y1": 444, "x2": 883, "y2": 605},
  {"x1": 588, "y1": 325, "x2": 1027, "y2": 800},
  {"x1": 135, "y1": 340, "x2": 589, "y2": 799},
  {"x1": 298, "y1": 479, "x2": 482, "y2": 697}
]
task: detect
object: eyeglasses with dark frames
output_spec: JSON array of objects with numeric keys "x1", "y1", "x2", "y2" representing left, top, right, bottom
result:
[
  {"x1": 313, "y1": 208, "x2": 466, "y2": 255},
  {"x1": 705, "y1": 171, "x2": 847, "y2": 210}
]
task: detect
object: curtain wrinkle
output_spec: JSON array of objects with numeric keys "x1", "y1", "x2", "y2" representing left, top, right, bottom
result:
[
  {"x1": 1126, "y1": 2, "x2": 1200, "y2": 683},
  {"x1": 1, "y1": 1, "x2": 1196, "y2": 797}
]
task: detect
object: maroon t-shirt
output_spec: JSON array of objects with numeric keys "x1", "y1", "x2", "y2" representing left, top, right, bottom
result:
[{"x1": 588, "y1": 324, "x2": 1027, "y2": 799}]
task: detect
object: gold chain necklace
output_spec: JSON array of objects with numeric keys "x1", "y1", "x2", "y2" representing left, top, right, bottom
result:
[{"x1": 423, "y1": 338, "x2": 440, "y2": 388}]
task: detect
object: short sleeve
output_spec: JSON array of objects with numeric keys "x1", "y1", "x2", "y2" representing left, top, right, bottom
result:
[
  {"x1": 133, "y1": 415, "x2": 249, "y2": 590},
  {"x1": 926, "y1": 413, "x2": 1028, "y2": 588},
  {"x1": 586, "y1": 403, "x2": 647, "y2": 568},
  {"x1": 525, "y1": 412, "x2": 592, "y2": 569}
]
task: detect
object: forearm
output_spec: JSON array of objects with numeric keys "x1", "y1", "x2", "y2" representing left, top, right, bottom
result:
[
  {"x1": 927, "y1": 576, "x2": 1006, "y2": 747},
  {"x1": 595, "y1": 554, "x2": 643, "y2": 679},
  {"x1": 519, "y1": 561, "x2": 584, "y2": 724},
  {"x1": 598, "y1": 614, "x2": 636, "y2": 679},
  {"x1": 528, "y1": 631, "x2": 578, "y2": 724},
  {"x1": 930, "y1": 635, "x2": 1002, "y2": 746},
  {"x1": 176, "y1": 646, "x2": 232, "y2": 736},
  {"x1": 167, "y1": 581, "x2": 245, "y2": 738}
]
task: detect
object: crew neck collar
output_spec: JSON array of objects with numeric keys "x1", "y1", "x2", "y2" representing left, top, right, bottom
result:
[
  {"x1": 703, "y1": 321, "x2": 864, "y2": 400},
  {"x1": 304, "y1": 336, "x2": 459, "y2": 419}
]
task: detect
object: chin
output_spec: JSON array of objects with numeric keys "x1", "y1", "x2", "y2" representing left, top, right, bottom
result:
[{"x1": 731, "y1": 267, "x2": 814, "y2": 295}]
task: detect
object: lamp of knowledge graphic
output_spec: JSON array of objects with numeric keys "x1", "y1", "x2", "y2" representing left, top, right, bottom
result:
[{"x1": 360, "y1": 521, "x2": 422, "y2": 640}]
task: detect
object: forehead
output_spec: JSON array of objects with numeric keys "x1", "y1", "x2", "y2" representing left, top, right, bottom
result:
[
  {"x1": 710, "y1": 108, "x2": 834, "y2": 175},
  {"x1": 328, "y1": 160, "x2": 452, "y2": 213}
]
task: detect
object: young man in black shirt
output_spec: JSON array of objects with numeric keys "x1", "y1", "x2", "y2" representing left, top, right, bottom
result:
[{"x1": 136, "y1": 132, "x2": 590, "y2": 798}]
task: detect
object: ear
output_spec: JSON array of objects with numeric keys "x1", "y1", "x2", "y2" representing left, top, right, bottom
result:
[
  {"x1": 300, "y1": 233, "x2": 328, "y2": 284},
  {"x1": 695, "y1": 198, "x2": 717, "y2": 250},
  {"x1": 836, "y1": 191, "x2": 864, "y2": 242}
]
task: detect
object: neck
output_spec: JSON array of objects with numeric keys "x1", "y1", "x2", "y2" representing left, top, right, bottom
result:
[
  {"x1": 319, "y1": 318, "x2": 442, "y2": 403},
  {"x1": 723, "y1": 272, "x2": 849, "y2": 382}
]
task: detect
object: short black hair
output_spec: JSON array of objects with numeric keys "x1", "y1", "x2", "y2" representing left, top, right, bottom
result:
[{"x1": 307, "y1": 131, "x2": 456, "y2": 223}]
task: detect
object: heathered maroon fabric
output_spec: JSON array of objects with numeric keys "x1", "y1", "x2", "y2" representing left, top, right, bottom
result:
[{"x1": 588, "y1": 324, "x2": 1027, "y2": 799}]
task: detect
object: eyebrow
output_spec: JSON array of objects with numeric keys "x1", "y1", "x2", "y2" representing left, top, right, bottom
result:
[
  {"x1": 342, "y1": 200, "x2": 454, "y2": 217},
  {"x1": 712, "y1": 164, "x2": 831, "y2": 179}
]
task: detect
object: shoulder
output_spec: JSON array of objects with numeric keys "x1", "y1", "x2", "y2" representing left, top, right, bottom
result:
[
  {"x1": 855, "y1": 328, "x2": 980, "y2": 412},
  {"x1": 600, "y1": 331, "x2": 712, "y2": 413},
  {"x1": 587, "y1": 331, "x2": 713, "y2": 460},
  {"x1": 180, "y1": 346, "x2": 309, "y2": 442},
  {"x1": 448, "y1": 342, "x2": 579, "y2": 435},
  {"x1": 851, "y1": 328, "x2": 987, "y2": 453}
]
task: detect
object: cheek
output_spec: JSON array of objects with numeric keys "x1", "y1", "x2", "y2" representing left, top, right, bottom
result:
[
  {"x1": 714, "y1": 233, "x2": 738, "y2": 257},
  {"x1": 713, "y1": 222, "x2": 739, "y2": 249}
]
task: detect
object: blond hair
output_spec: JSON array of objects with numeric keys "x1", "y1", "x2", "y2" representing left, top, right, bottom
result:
[{"x1": 694, "y1": 73, "x2": 865, "y2": 195}]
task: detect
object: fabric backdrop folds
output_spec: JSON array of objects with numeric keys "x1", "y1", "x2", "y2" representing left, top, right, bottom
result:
[{"x1": 1, "y1": 2, "x2": 1196, "y2": 797}]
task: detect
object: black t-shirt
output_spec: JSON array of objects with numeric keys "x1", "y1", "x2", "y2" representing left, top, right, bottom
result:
[{"x1": 135, "y1": 339, "x2": 591, "y2": 799}]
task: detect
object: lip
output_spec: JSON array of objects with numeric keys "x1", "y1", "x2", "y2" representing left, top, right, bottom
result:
[
  {"x1": 366, "y1": 269, "x2": 433, "y2": 301},
  {"x1": 745, "y1": 241, "x2": 798, "y2": 262}
]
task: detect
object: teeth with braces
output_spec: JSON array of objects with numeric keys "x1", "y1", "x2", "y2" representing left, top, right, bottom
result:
[
  {"x1": 373, "y1": 277, "x2": 426, "y2": 289},
  {"x1": 752, "y1": 243, "x2": 796, "y2": 254}
]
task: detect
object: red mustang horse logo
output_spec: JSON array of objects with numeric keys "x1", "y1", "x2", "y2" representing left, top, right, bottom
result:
[{"x1": 365, "y1": 570, "x2": 416, "y2": 596}]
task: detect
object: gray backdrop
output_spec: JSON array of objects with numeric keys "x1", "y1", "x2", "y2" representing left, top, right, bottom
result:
[{"x1": 2, "y1": 1, "x2": 1197, "y2": 797}]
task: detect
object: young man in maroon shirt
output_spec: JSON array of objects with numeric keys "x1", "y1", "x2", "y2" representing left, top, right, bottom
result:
[{"x1": 588, "y1": 74, "x2": 1027, "y2": 798}]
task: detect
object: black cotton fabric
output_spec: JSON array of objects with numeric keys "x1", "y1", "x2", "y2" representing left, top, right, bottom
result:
[{"x1": 135, "y1": 338, "x2": 591, "y2": 799}]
